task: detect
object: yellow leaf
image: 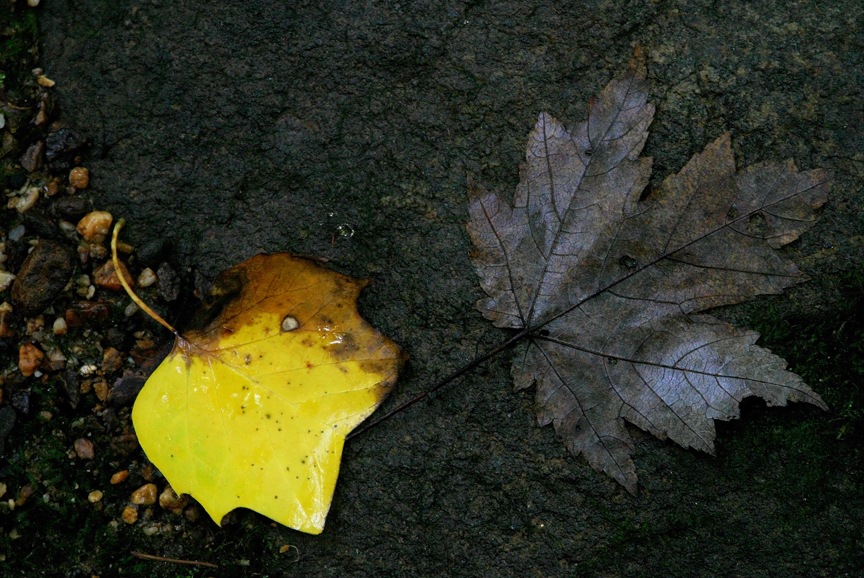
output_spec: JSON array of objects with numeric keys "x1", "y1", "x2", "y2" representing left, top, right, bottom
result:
[{"x1": 131, "y1": 253, "x2": 404, "y2": 534}]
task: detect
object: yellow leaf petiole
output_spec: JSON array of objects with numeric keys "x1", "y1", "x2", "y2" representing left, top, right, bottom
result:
[{"x1": 111, "y1": 219, "x2": 178, "y2": 336}]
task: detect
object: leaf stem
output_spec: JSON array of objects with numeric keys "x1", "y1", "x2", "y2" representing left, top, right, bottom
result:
[
  {"x1": 112, "y1": 219, "x2": 178, "y2": 336},
  {"x1": 347, "y1": 327, "x2": 530, "y2": 440}
]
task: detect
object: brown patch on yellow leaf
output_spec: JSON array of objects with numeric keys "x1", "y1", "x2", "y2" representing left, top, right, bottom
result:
[{"x1": 132, "y1": 254, "x2": 405, "y2": 534}]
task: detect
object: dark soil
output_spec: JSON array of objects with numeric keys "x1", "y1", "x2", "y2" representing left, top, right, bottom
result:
[{"x1": 0, "y1": 0, "x2": 862, "y2": 576}]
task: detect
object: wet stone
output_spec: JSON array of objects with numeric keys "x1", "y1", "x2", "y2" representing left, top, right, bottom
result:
[
  {"x1": 11, "y1": 241, "x2": 75, "y2": 316},
  {"x1": 110, "y1": 470, "x2": 129, "y2": 484},
  {"x1": 121, "y1": 506, "x2": 138, "y2": 524},
  {"x1": 18, "y1": 343, "x2": 44, "y2": 377},
  {"x1": 65, "y1": 300, "x2": 111, "y2": 326},
  {"x1": 131, "y1": 483, "x2": 158, "y2": 506},
  {"x1": 51, "y1": 196, "x2": 91, "y2": 220},
  {"x1": 73, "y1": 437, "x2": 94, "y2": 460},
  {"x1": 44, "y1": 125, "x2": 86, "y2": 170},
  {"x1": 93, "y1": 259, "x2": 134, "y2": 292},
  {"x1": 69, "y1": 167, "x2": 89, "y2": 189},
  {"x1": 156, "y1": 262, "x2": 180, "y2": 302},
  {"x1": 93, "y1": 380, "x2": 109, "y2": 402},
  {"x1": 136, "y1": 238, "x2": 168, "y2": 269},
  {"x1": 76, "y1": 211, "x2": 113, "y2": 244},
  {"x1": 19, "y1": 141, "x2": 44, "y2": 172},
  {"x1": 11, "y1": 391, "x2": 29, "y2": 415},
  {"x1": 159, "y1": 485, "x2": 188, "y2": 515},
  {"x1": 101, "y1": 347, "x2": 124, "y2": 373}
]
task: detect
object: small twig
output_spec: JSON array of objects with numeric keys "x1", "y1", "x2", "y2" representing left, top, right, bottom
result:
[{"x1": 130, "y1": 551, "x2": 219, "y2": 569}]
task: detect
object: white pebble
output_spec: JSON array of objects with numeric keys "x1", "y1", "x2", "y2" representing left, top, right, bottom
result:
[
  {"x1": 0, "y1": 114, "x2": 5, "y2": 130},
  {"x1": 53, "y1": 318, "x2": 67, "y2": 335},
  {"x1": 76, "y1": 274, "x2": 90, "y2": 287},
  {"x1": 79, "y1": 364, "x2": 98, "y2": 376},
  {"x1": 27, "y1": 0, "x2": 40, "y2": 7},
  {"x1": 0, "y1": 271, "x2": 14, "y2": 292},
  {"x1": 124, "y1": 302, "x2": 140, "y2": 317},
  {"x1": 137, "y1": 268, "x2": 156, "y2": 288},
  {"x1": 141, "y1": 524, "x2": 159, "y2": 536},
  {"x1": 14, "y1": 188, "x2": 39, "y2": 213}
]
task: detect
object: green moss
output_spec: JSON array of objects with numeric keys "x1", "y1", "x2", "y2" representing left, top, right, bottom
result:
[{"x1": 0, "y1": 5, "x2": 39, "y2": 92}]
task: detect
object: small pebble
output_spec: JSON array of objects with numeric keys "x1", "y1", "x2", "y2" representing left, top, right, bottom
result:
[
  {"x1": 53, "y1": 196, "x2": 91, "y2": 220},
  {"x1": 102, "y1": 347, "x2": 123, "y2": 373},
  {"x1": 124, "y1": 302, "x2": 140, "y2": 317},
  {"x1": 58, "y1": 220, "x2": 78, "y2": 239},
  {"x1": 156, "y1": 262, "x2": 180, "y2": 302},
  {"x1": 19, "y1": 142, "x2": 44, "y2": 172},
  {"x1": 69, "y1": 167, "x2": 89, "y2": 189},
  {"x1": 122, "y1": 506, "x2": 138, "y2": 524},
  {"x1": 89, "y1": 244, "x2": 108, "y2": 260},
  {"x1": 73, "y1": 438, "x2": 94, "y2": 460},
  {"x1": 36, "y1": 75, "x2": 54, "y2": 87},
  {"x1": 37, "y1": 411, "x2": 52, "y2": 421},
  {"x1": 158, "y1": 486, "x2": 188, "y2": 515},
  {"x1": 11, "y1": 241, "x2": 75, "y2": 316},
  {"x1": 46, "y1": 178, "x2": 61, "y2": 197},
  {"x1": 27, "y1": 0, "x2": 40, "y2": 7},
  {"x1": 93, "y1": 259, "x2": 134, "y2": 292},
  {"x1": 52, "y1": 317, "x2": 67, "y2": 335},
  {"x1": 0, "y1": 271, "x2": 16, "y2": 292},
  {"x1": 15, "y1": 485, "x2": 35, "y2": 507},
  {"x1": 76, "y1": 211, "x2": 113, "y2": 243},
  {"x1": 13, "y1": 188, "x2": 39, "y2": 213},
  {"x1": 136, "y1": 268, "x2": 156, "y2": 288},
  {"x1": 88, "y1": 490, "x2": 103, "y2": 503},
  {"x1": 131, "y1": 483, "x2": 157, "y2": 506},
  {"x1": 7, "y1": 225, "x2": 26, "y2": 241},
  {"x1": 142, "y1": 524, "x2": 159, "y2": 536},
  {"x1": 110, "y1": 470, "x2": 129, "y2": 485},
  {"x1": 18, "y1": 343, "x2": 44, "y2": 377},
  {"x1": 93, "y1": 380, "x2": 109, "y2": 402}
]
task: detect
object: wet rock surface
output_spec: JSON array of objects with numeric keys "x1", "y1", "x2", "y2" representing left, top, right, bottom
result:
[
  {"x1": 0, "y1": 0, "x2": 852, "y2": 576},
  {"x1": 10, "y1": 240, "x2": 74, "y2": 315}
]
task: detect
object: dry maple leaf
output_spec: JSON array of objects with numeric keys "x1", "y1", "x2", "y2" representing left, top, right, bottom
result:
[
  {"x1": 467, "y1": 61, "x2": 829, "y2": 492},
  {"x1": 112, "y1": 232, "x2": 405, "y2": 534}
]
